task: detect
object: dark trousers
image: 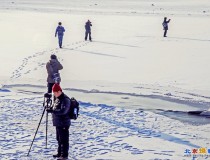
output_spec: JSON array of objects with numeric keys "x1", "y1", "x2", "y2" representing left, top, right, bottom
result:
[
  {"x1": 56, "y1": 126, "x2": 70, "y2": 157},
  {"x1": 58, "y1": 35, "x2": 63, "y2": 48},
  {"x1": 85, "y1": 31, "x2": 92, "y2": 41},
  {"x1": 47, "y1": 83, "x2": 55, "y2": 93},
  {"x1": 164, "y1": 30, "x2": 168, "y2": 37}
]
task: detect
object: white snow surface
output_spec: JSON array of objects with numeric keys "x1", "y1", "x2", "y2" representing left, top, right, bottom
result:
[{"x1": 1, "y1": 0, "x2": 210, "y2": 159}]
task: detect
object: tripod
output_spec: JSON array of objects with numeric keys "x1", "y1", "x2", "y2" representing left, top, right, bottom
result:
[{"x1": 27, "y1": 93, "x2": 52, "y2": 156}]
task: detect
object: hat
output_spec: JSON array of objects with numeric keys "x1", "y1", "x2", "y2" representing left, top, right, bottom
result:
[
  {"x1": 52, "y1": 84, "x2": 62, "y2": 92},
  {"x1": 51, "y1": 54, "x2": 57, "y2": 59}
]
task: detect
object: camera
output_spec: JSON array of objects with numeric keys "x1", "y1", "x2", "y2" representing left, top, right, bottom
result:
[
  {"x1": 44, "y1": 93, "x2": 52, "y2": 99},
  {"x1": 43, "y1": 93, "x2": 53, "y2": 110},
  {"x1": 53, "y1": 73, "x2": 60, "y2": 83}
]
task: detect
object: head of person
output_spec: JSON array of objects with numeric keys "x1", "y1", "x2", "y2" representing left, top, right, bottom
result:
[
  {"x1": 58, "y1": 22, "x2": 62, "y2": 25},
  {"x1": 164, "y1": 17, "x2": 167, "y2": 21},
  {"x1": 50, "y1": 54, "x2": 57, "y2": 60},
  {"x1": 52, "y1": 83, "x2": 62, "y2": 97}
]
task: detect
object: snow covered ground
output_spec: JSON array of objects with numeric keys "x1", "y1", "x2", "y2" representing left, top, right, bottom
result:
[{"x1": 1, "y1": 0, "x2": 210, "y2": 159}]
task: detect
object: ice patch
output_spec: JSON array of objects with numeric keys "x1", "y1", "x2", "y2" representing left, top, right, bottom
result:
[{"x1": 0, "y1": 88, "x2": 10, "y2": 92}]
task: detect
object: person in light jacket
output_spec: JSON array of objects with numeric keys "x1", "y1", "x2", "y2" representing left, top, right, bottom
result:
[{"x1": 46, "y1": 54, "x2": 63, "y2": 93}]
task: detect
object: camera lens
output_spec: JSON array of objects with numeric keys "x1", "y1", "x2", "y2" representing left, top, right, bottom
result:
[{"x1": 44, "y1": 93, "x2": 52, "y2": 98}]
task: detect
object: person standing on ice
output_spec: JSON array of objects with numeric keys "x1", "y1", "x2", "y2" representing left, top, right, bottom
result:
[
  {"x1": 46, "y1": 54, "x2": 63, "y2": 93},
  {"x1": 162, "y1": 17, "x2": 171, "y2": 37},
  {"x1": 85, "y1": 20, "x2": 92, "y2": 41},
  {"x1": 46, "y1": 84, "x2": 71, "y2": 160},
  {"x1": 55, "y1": 22, "x2": 65, "y2": 48}
]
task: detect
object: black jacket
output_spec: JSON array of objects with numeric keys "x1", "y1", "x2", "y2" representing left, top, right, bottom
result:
[
  {"x1": 51, "y1": 93, "x2": 71, "y2": 127},
  {"x1": 85, "y1": 21, "x2": 92, "y2": 31},
  {"x1": 162, "y1": 20, "x2": 170, "y2": 30}
]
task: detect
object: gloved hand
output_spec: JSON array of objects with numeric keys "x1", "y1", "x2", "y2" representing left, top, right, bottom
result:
[{"x1": 46, "y1": 108, "x2": 53, "y2": 113}]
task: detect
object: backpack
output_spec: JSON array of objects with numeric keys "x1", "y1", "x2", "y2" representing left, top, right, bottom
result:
[{"x1": 69, "y1": 97, "x2": 79, "y2": 120}]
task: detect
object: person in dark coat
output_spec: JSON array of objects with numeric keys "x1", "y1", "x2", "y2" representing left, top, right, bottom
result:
[
  {"x1": 85, "y1": 20, "x2": 92, "y2": 41},
  {"x1": 46, "y1": 54, "x2": 63, "y2": 93},
  {"x1": 162, "y1": 17, "x2": 171, "y2": 37},
  {"x1": 55, "y1": 22, "x2": 65, "y2": 48},
  {"x1": 47, "y1": 84, "x2": 71, "y2": 160}
]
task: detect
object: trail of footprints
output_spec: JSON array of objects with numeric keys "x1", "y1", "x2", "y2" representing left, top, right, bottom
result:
[{"x1": 10, "y1": 41, "x2": 89, "y2": 79}]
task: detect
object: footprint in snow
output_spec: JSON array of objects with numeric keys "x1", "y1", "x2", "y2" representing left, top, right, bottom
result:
[{"x1": 24, "y1": 70, "x2": 31, "y2": 74}]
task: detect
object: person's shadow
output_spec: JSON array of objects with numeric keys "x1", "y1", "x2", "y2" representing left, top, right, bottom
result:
[
  {"x1": 169, "y1": 36, "x2": 210, "y2": 42},
  {"x1": 137, "y1": 35, "x2": 210, "y2": 42}
]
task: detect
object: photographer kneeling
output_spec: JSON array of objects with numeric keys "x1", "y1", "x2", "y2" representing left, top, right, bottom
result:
[{"x1": 47, "y1": 84, "x2": 71, "y2": 160}]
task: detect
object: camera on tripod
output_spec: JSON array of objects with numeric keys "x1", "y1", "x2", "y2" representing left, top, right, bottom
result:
[
  {"x1": 28, "y1": 92, "x2": 53, "y2": 156},
  {"x1": 43, "y1": 93, "x2": 53, "y2": 110},
  {"x1": 44, "y1": 93, "x2": 52, "y2": 99}
]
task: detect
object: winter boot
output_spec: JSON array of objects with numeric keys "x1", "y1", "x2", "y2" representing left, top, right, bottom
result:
[
  {"x1": 57, "y1": 156, "x2": 68, "y2": 160},
  {"x1": 53, "y1": 153, "x2": 61, "y2": 158}
]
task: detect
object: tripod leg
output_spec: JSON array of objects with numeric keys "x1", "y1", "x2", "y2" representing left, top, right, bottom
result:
[
  {"x1": 46, "y1": 112, "x2": 48, "y2": 148},
  {"x1": 45, "y1": 99, "x2": 52, "y2": 148},
  {"x1": 27, "y1": 107, "x2": 46, "y2": 156}
]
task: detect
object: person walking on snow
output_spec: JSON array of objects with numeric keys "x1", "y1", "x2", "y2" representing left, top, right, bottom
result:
[
  {"x1": 46, "y1": 54, "x2": 63, "y2": 93},
  {"x1": 55, "y1": 22, "x2": 65, "y2": 48},
  {"x1": 162, "y1": 17, "x2": 171, "y2": 37},
  {"x1": 85, "y1": 20, "x2": 92, "y2": 41},
  {"x1": 47, "y1": 84, "x2": 71, "y2": 160}
]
